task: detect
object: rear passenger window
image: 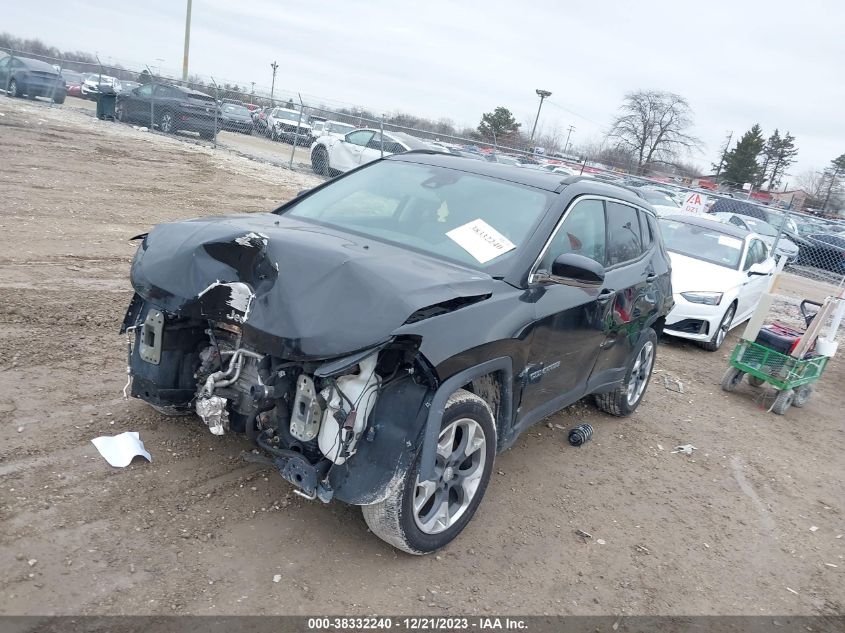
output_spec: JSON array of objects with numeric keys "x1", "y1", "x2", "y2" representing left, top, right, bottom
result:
[
  {"x1": 539, "y1": 199, "x2": 606, "y2": 271},
  {"x1": 606, "y1": 202, "x2": 643, "y2": 266},
  {"x1": 639, "y1": 211, "x2": 653, "y2": 249}
]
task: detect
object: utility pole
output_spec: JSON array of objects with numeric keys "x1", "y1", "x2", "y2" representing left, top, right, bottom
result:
[
  {"x1": 563, "y1": 125, "x2": 575, "y2": 154},
  {"x1": 269, "y1": 61, "x2": 279, "y2": 102},
  {"x1": 182, "y1": 0, "x2": 192, "y2": 82},
  {"x1": 250, "y1": 81, "x2": 255, "y2": 99},
  {"x1": 530, "y1": 89, "x2": 552, "y2": 142},
  {"x1": 714, "y1": 130, "x2": 733, "y2": 180}
]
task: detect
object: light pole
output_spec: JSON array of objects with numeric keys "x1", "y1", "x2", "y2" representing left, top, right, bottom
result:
[
  {"x1": 270, "y1": 61, "x2": 279, "y2": 102},
  {"x1": 530, "y1": 89, "x2": 552, "y2": 143},
  {"x1": 182, "y1": 0, "x2": 192, "y2": 81}
]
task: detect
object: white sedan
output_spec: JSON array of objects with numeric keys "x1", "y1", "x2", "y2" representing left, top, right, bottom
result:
[
  {"x1": 660, "y1": 214, "x2": 776, "y2": 351},
  {"x1": 310, "y1": 128, "x2": 437, "y2": 176}
]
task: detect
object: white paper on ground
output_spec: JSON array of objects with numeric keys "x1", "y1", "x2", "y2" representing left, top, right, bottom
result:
[
  {"x1": 446, "y1": 219, "x2": 516, "y2": 264},
  {"x1": 91, "y1": 431, "x2": 152, "y2": 467}
]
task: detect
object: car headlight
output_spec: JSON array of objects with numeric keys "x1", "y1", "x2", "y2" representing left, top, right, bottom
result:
[{"x1": 680, "y1": 291, "x2": 723, "y2": 305}]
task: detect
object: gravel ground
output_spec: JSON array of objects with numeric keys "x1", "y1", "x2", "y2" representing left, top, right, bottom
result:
[{"x1": 0, "y1": 97, "x2": 843, "y2": 617}]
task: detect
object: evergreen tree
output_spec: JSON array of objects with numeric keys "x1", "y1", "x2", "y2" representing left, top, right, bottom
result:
[
  {"x1": 767, "y1": 132, "x2": 799, "y2": 191},
  {"x1": 477, "y1": 107, "x2": 521, "y2": 144},
  {"x1": 721, "y1": 124, "x2": 764, "y2": 187},
  {"x1": 756, "y1": 129, "x2": 781, "y2": 188}
]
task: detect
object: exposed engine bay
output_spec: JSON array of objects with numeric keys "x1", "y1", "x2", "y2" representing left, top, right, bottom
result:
[{"x1": 123, "y1": 303, "x2": 427, "y2": 502}]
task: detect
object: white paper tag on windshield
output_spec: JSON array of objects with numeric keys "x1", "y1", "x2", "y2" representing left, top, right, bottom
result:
[
  {"x1": 717, "y1": 235, "x2": 743, "y2": 249},
  {"x1": 446, "y1": 219, "x2": 516, "y2": 263}
]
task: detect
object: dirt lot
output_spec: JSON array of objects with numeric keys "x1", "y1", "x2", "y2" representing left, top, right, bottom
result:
[{"x1": 0, "y1": 97, "x2": 843, "y2": 617}]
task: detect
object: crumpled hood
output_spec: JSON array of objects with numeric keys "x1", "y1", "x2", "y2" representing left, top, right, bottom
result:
[{"x1": 130, "y1": 213, "x2": 494, "y2": 359}]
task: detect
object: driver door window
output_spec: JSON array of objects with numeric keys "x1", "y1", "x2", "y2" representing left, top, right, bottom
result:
[
  {"x1": 539, "y1": 199, "x2": 606, "y2": 271},
  {"x1": 136, "y1": 84, "x2": 153, "y2": 99}
]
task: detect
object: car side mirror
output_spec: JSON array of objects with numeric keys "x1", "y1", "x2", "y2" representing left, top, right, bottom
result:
[
  {"x1": 747, "y1": 262, "x2": 771, "y2": 276},
  {"x1": 536, "y1": 253, "x2": 605, "y2": 287}
]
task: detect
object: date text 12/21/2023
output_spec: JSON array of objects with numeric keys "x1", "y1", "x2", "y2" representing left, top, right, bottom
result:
[{"x1": 307, "y1": 617, "x2": 528, "y2": 630}]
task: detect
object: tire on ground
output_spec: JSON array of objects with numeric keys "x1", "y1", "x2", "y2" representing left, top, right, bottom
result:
[
  {"x1": 594, "y1": 328, "x2": 658, "y2": 416},
  {"x1": 700, "y1": 302, "x2": 736, "y2": 352},
  {"x1": 361, "y1": 388, "x2": 496, "y2": 555},
  {"x1": 771, "y1": 389, "x2": 794, "y2": 415},
  {"x1": 721, "y1": 366, "x2": 745, "y2": 392}
]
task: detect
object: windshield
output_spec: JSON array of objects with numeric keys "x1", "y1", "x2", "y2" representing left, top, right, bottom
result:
[
  {"x1": 275, "y1": 110, "x2": 302, "y2": 121},
  {"x1": 740, "y1": 216, "x2": 777, "y2": 237},
  {"x1": 328, "y1": 122, "x2": 355, "y2": 134},
  {"x1": 659, "y1": 218, "x2": 744, "y2": 269},
  {"x1": 224, "y1": 104, "x2": 249, "y2": 115},
  {"x1": 641, "y1": 190, "x2": 679, "y2": 207},
  {"x1": 284, "y1": 160, "x2": 552, "y2": 271}
]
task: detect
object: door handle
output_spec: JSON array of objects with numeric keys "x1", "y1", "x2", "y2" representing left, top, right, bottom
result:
[
  {"x1": 646, "y1": 273, "x2": 657, "y2": 282},
  {"x1": 597, "y1": 288, "x2": 616, "y2": 304}
]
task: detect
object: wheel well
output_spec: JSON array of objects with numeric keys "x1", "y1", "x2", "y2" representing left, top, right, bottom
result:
[
  {"x1": 652, "y1": 315, "x2": 666, "y2": 337},
  {"x1": 464, "y1": 371, "x2": 507, "y2": 447}
]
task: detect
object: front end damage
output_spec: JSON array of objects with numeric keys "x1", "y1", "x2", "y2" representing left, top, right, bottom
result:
[
  {"x1": 123, "y1": 296, "x2": 434, "y2": 502},
  {"x1": 120, "y1": 215, "x2": 493, "y2": 504}
]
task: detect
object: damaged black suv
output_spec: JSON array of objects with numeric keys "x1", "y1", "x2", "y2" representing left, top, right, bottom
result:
[{"x1": 121, "y1": 152, "x2": 673, "y2": 554}]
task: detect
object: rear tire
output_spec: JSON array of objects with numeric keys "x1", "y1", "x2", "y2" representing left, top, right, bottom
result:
[
  {"x1": 594, "y1": 328, "x2": 657, "y2": 416},
  {"x1": 53, "y1": 94, "x2": 65, "y2": 104},
  {"x1": 159, "y1": 111, "x2": 175, "y2": 134},
  {"x1": 792, "y1": 385, "x2": 813, "y2": 408},
  {"x1": 362, "y1": 389, "x2": 496, "y2": 555},
  {"x1": 748, "y1": 375, "x2": 765, "y2": 388},
  {"x1": 771, "y1": 389, "x2": 794, "y2": 415},
  {"x1": 721, "y1": 366, "x2": 744, "y2": 391},
  {"x1": 700, "y1": 303, "x2": 736, "y2": 351}
]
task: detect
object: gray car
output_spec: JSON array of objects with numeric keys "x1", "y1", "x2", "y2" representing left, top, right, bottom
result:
[
  {"x1": 712, "y1": 212, "x2": 800, "y2": 262},
  {"x1": 0, "y1": 55, "x2": 66, "y2": 104}
]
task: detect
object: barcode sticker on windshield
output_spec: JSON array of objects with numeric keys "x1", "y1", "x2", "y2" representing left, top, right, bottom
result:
[
  {"x1": 717, "y1": 235, "x2": 743, "y2": 249},
  {"x1": 446, "y1": 219, "x2": 516, "y2": 263}
]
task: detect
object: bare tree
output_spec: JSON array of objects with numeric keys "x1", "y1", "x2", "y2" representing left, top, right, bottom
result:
[{"x1": 607, "y1": 90, "x2": 700, "y2": 174}]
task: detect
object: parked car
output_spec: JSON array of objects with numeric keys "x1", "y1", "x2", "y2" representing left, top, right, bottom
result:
[
  {"x1": 266, "y1": 107, "x2": 313, "y2": 145},
  {"x1": 115, "y1": 82, "x2": 220, "y2": 140},
  {"x1": 251, "y1": 106, "x2": 270, "y2": 134},
  {"x1": 542, "y1": 164, "x2": 577, "y2": 176},
  {"x1": 309, "y1": 119, "x2": 356, "y2": 140},
  {"x1": 0, "y1": 55, "x2": 66, "y2": 103},
  {"x1": 660, "y1": 214, "x2": 776, "y2": 351},
  {"x1": 711, "y1": 212, "x2": 800, "y2": 262},
  {"x1": 796, "y1": 233, "x2": 845, "y2": 274},
  {"x1": 81, "y1": 74, "x2": 119, "y2": 99},
  {"x1": 120, "y1": 156, "x2": 673, "y2": 553},
  {"x1": 310, "y1": 128, "x2": 437, "y2": 175},
  {"x1": 485, "y1": 153, "x2": 521, "y2": 166},
  {"x1": 708, "y1": 197, "x2": 798, "y2": 236},
  {"x1": 636, "y1": 188, "x2": 682, "y2": 217},
  {"x1": 60, "y1": 70, "x2": 84, "y2": 98},
  {"x1": 117, "y1": 80, "x2": 141, "y2": 93},
  {"x1": 219, "y1": 103, "x2": 254, "y2": 134}
]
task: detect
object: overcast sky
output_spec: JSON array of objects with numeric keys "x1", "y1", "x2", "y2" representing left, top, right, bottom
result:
[{"x1": 6, "y1": 0, "x2": 844, "y2": 182}]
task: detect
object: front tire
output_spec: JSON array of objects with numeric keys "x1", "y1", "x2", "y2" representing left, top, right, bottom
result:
[
  {"x1": 8, "y1": 79, "x2": 19, "y2": 98},
  {"x1": 362, "y1": 389, "x2": 496, "y2": 555},
  {"x1": 311, "y1": 145, "x2": 330, "y2": 176},
  {"x1": 700, "y1": 302, "x2": 736, "y2": 351},
  {"x1": 771, "y1": 389, "x2": 794, "y2": 415},
  {"x1": 594, "y1": 328, "x2": 657, "y2": 416}
]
